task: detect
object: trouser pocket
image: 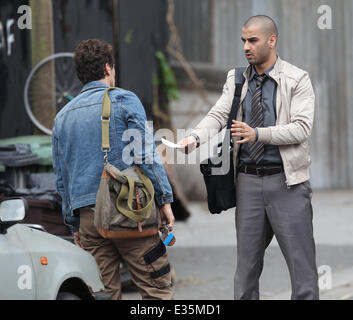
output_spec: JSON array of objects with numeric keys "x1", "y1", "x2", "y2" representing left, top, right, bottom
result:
[
  {"x1": 298, "y1": 180, "x2": 313, "y2": 198},
  {"x1": 143, "y1": 240, "x2": 172, "y2": 289}
]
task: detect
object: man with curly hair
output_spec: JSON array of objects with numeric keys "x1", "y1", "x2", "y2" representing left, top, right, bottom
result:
[{"x1": 52, "y1": 39, "x2": 175, "y2": 300}]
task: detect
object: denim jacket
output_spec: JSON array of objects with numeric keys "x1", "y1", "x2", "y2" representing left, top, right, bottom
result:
[{"x1": 52, "y1": 81, "x2": 174, "y2": 232}]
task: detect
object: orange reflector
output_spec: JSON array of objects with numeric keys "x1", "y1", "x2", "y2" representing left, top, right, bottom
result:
[{"x1": 40, "y1": 257, "x2": 48, "y2": 265}]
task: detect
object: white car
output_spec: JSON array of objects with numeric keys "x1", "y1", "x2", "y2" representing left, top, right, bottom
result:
[{"x1": 0, "y1": 198, "x2": 110, "y2": 300}]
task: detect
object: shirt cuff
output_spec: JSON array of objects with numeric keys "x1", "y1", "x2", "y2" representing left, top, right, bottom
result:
[{"x1": 155, "y1": 194, "x2": 174, "y2": 207}]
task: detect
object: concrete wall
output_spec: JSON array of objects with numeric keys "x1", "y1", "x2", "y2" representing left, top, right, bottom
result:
[{"x1": 171, "y1": 0, "x2": 353, "y2": 192}]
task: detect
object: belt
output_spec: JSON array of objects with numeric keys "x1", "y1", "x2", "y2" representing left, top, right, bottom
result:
[{"x1": 237, "y1": 165, "x2": 284, "y2": 176}]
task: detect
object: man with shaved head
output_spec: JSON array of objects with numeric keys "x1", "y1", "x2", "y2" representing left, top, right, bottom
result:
[
  {"x1": 179, "y1": 15, "x2": 318, "y2": 300},
  {"x1": 244, "y1": 15, "x2": 278, "y2": 36}
]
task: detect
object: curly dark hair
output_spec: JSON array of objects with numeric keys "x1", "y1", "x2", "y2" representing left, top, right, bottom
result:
[{"x1": 74, "y1": 39, "x2": 114, "y2": 84}]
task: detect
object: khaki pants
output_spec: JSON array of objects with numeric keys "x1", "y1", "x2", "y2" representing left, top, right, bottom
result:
[{"x1": 79, "y1": 208, "x2": 174, "y2": 300}]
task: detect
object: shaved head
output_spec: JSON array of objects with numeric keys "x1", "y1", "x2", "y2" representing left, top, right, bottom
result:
[
  {"x1": 241, "y1": 15, "x2": 279, "y2": 73},
  {"x1": 243, "y1": 15, "x2": 278, "y2": 38}
]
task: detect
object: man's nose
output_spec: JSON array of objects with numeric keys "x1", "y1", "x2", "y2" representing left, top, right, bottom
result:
[{"x1": 244, "y1": 41, "x2": 250, "y2": 52}]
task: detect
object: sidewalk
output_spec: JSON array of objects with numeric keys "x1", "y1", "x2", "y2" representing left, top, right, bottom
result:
[
  {"x1": 172, "y1": 189, "x2": 353, "y2": 300},
  {"x1": 123, "y1": 189, "x2": 353, "y2": 300}
]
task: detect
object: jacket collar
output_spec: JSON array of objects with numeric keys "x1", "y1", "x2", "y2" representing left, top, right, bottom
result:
[
  {"x1": 269, "y1": 56, "x2": 282, "y2": 83},
  {"x1": 249, "y1": 63, "x2": 275, "y2": 81},
  {"x1": 80, "y1": 81, "x2": 110, "y2": 94},
  {"x1": 243, "y1": 56, "x2": 282, "y2": 84}
]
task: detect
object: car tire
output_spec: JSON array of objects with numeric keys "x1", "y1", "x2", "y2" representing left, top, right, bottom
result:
[{"x1": 56, "y1": 292, "x2": 81, "y2": 300}]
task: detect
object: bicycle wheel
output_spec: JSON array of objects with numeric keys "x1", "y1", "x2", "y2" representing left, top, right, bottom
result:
[{"x1": 24, "y1": 52, "x2": 82, "y2": 136}]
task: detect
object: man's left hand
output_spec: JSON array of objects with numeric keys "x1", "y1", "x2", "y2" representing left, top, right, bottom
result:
[{"x1": 231, "y1": 120, "x2": 257, "y2": 144}]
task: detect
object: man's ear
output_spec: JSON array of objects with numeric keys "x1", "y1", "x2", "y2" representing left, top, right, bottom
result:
[
  {"x1": 104, "y1": 63, "x2": 111, "y2": 76},
  {"x1": 268, "y1": 34, "x2": 277, "y2": 49}
]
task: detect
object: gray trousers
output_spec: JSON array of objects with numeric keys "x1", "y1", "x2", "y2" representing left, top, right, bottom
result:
[{"x1": 234, "y1": 172, "x2": 319, "y2": 300}]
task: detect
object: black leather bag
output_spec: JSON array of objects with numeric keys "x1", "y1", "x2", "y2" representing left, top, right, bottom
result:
[{"x1": 200, "y1": 67, "x2": 245, "y2": 214}]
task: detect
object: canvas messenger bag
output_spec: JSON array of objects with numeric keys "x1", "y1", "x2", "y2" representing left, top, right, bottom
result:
[{"x1": 94, "y1": 88, "x2": 161, "y2": 238}]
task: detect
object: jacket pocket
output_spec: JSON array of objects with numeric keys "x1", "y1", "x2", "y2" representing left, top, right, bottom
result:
[{"x1": 284, "y1": 141, "x2": 311, "y2": 172}]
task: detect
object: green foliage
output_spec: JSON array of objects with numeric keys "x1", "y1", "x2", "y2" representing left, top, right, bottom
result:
[
  {"x1": 124, "y1": 29, "x2": 133, "y2": 44},
  {"x1": 155, "y1": 50, "x2": 179, "y2": 102}
]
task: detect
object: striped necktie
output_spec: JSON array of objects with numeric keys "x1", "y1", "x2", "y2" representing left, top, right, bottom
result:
[{"x1": 249, "y1": 74, "x2": 267, "y2": 164}]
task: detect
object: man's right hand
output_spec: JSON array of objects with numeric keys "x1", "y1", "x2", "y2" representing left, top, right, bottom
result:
[
  {"x1": 160, "y1": 203, "x2": 175, "y2": 231},
  {"x1": 177, "y1": 136, "x2": 197, "y2": 154}
]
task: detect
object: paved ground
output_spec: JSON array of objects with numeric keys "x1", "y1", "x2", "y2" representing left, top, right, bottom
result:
[{"x1": 123, "y1": 190, "x2": 353, "y2": 300}]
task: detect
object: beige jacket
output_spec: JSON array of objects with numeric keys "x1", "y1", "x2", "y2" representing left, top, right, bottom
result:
[{"x1": 191, "y1": 57, "x2": 315, "y2": 186}]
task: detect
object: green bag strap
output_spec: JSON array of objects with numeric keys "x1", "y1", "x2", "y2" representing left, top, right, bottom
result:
[
  {"x1": 116, "y1": 175, "x2": 155, "y2": 223},
  {"x1": 127, "y1": 168, "x2": 155, "y2": 215},
  {"x1": 105, "y1": 164, "x2": 155, "y2": 207},
  {"x1": 101, "y1": 87, "x2": 118, "y2": 153},
  {"x1": 101, "y1": 90, "x2": 156, "y2": 223}
]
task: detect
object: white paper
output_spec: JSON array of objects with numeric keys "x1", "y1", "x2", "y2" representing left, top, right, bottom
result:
[{"x1": 161, "y1": 138, "x2": 183, "y2": 149}]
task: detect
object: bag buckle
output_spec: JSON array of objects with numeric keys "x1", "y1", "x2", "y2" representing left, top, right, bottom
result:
[
  {"x1": 101, "y1": 116, "x2": 110, "y2": 122},
  {"x1": 102, "y1": 149, "x2": 111, "y2": 164}
]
